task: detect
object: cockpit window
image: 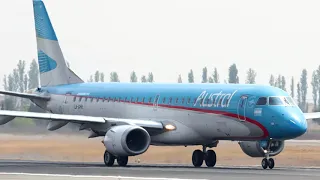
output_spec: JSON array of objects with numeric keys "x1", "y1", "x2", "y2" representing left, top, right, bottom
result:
[
  {"x1": 285, "y1": 96, "x2": 296, "y2": 106},
  {"x1": 256, "y1": 97, "x2": 267, "y2": 105},
  {"x1": 269, "y1": 97, "x2": 284, "y2": 105}
]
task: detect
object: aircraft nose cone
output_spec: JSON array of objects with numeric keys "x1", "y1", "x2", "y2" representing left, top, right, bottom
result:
[{"x1": 289, "y1": 114, "x2": 307, "y2": 138}]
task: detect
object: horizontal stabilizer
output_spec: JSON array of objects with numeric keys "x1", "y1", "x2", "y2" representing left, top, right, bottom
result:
[{"x1": 0, "y1": 90, "x2": 50, "y2": 101}]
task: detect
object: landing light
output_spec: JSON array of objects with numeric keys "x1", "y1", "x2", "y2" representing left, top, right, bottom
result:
[{"x1": 165, "y1": 124, "x2": 176, "y2": 131}]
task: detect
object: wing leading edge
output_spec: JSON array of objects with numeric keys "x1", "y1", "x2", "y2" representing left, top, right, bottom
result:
[{"x1": 0, "y1": 110, "x2": 164, "y2": 130}]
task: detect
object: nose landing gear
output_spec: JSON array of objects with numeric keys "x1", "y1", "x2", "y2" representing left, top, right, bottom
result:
[
  {"x1": 261, "y1": 140, "x2": 275, "y2": 169},
  {"x1": 262, "y1": 158, "x2": 275, "y2": 169}
]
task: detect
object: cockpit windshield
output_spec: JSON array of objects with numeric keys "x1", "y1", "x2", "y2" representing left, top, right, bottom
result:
[
  {"x1": 269, "y1": 97, "x2": 283, "y2": 105},
  {"x1": 255, "y1": 96, "x2": 296, "y2": 106},
  {"x1": 269, "y1": 96, "x2": 296, "y2": 106}
]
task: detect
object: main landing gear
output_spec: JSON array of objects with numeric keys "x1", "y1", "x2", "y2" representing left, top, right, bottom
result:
[
  {"x1": 104, "y1": 150, "x2": 128, "y2": 167},
  {"x1": 192, "y1": 146, "x2": 216, "y2": 167},
  {"x1": 261, "y1": 140, "x2": 275, "y2": 169}
]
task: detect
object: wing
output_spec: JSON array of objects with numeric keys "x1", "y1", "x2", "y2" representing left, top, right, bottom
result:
[
  {"x1": 0, "y1": 110, "x2": 164, "y2": 130},
  {"x1": 304, "y1": 112, "x2": 320, "y2": 120},
  {"x1": 0, "y1": 90, "x2": 50, "y2": 101}
]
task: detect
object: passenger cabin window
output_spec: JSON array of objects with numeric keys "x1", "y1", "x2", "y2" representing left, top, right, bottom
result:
[
  {"x1": 256, "y1": 97, "x2": 267, "y2": 105},
  {"x1": 269, "y1": 97, "x2": 283, "y2": 105}
]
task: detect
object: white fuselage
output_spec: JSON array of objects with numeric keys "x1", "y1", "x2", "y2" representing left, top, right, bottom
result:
[{"x1": 46, "y1": 94, "x2": 264, "y2": 146}]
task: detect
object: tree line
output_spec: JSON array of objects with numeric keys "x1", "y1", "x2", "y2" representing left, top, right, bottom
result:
[{"x1": 2, "y1": 61, "x2": 320, "y2": 115}]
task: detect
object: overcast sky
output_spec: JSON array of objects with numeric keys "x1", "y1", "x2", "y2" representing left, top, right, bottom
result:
[{"x1": 0, "y1": 0, "x2": 319, "y2": 100}]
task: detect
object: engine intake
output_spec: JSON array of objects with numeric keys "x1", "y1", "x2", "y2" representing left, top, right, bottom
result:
[
  {"x1": 238, "y1": 140, "x2": 285, "y2": 157},
  {"x1": 103, "y1": 125, "x2": 151, "y2": 156}
]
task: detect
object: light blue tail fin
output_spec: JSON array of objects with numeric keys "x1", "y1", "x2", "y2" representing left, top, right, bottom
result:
[{"x1": 33, "y1": 0, "x2": 83, "y2": 87}]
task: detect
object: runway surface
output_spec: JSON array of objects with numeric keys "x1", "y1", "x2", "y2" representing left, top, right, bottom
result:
[{"x1": 0, "y1": 160, "x2": 319, "y2": 180}]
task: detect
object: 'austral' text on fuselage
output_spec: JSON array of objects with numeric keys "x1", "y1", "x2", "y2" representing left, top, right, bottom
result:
[{"x1": 194, "y1": 90, "x2": 238, "y2": 108}]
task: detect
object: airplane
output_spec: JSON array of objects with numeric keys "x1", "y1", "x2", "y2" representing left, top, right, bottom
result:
[{"x1": 0, "y1": 0, "x2": 318, "y2": 170}]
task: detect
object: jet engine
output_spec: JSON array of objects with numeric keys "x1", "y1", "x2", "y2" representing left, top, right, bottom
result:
[
  {"x1": 238, "y1": 140, "x2": 285, "y2": 157},
  {"x1": 103, "y1": 125, "x2": 151, "y2": 156}
]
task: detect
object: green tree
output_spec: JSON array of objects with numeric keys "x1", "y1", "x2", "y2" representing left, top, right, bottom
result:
[
  {"x1": 147, "y1": 72, "x2": 154, "y2": 83},
  {"x1": 269, "y1": 75, "x2": 275, "y2": 86},
  {"x1": 130, "y1": 71, "x2": 138, "y2": 82},
  {"x1": 4, "y1": 74, "x2": 15, "y2": 110},
  {"x1": 300, "y1": 69, "x2": 308, "y2": 112},
  {"x1": 188, "y1": 69, "x2": 194, "y2": 83},
  {"x1": 3, "y1": 75, "x2": 7, "y2": 91},
  {"x1": 110, "y1": 72, "x2": 120, "y2": 82},
  {"x1": 178, "y1": 74, "x2": 182, "y2": 83},
  {"x1": 24, "y1": 74, "x2": 28, "y2": 92},
  {"x1": 275, "y1": 75, "x2": 281, "y2": 88},
  {"x1": 228, "y1": 64, "x2": 239, "y2": 84},
  {"x1": 290, "y1": 77, "x2": 294, "y2": 98},
  {"x1": 208, "y1": 77, "x2": 213, "y2": 83},
  {"x1": 100, "y1": 72, "x2": 105, "y2": 82},
  {"x1": 297, "y1": 82, "x2": 301, "y2": 108},
  {"x1": 28, "y1": 59, "x2": 39, "y2": 89},
  {"x1": 88, "y1": 75, "x2": 93, "y2": 82},
  {"x1": 245, "y1": 68, "x2": 256, "y2": 84},
  {"x1": 280, "y1": 76, "x2": 286, "y2": 91},
  {"x1": 317, "y1": 65, "x2": 320, "y2": 111},
  {"x1": 141, "y1": 75, "x2": 147, "y2": 83},
  {"x1": 12, "y1": 69, "x2": 19, "y2": 92},
  {"x1": 311, "y1": 71, "x2": 318, "y2": 111},
  {"x1": 213, "y1": 67, "x2": 219, "y2": 83},
  {"x1": 17, "y1": 60, "x2": 26, "y2": 93},
  {"x1": 202, "y1": 67, "x2": 208, "y2": 83},
  {"x1": 94, "y1": 71, "x2": 100, "y2": 82}
]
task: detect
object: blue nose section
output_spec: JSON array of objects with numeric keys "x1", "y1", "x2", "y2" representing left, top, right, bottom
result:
[{"x1": 288, "y1": 113, "x2": 307, "y2": 138}]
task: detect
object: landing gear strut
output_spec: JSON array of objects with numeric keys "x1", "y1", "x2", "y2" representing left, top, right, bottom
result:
[
  {"x1": 261, "y1": 140, "x2": 275, "y2": 169},
  {"x1": 192, "y1": 146, "x2": 216, "y2": 168},
  {"x1": 103, "y1": 150, "x2": 129, "y2": 167}
]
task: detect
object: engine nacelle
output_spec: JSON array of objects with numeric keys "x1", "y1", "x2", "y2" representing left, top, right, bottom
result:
[
  {"x1": 103, "y1": 125, "x2": 151, "y2": 156},
  {"x1": 238, "y1": 140, "x2": 285, "y2": 157}
]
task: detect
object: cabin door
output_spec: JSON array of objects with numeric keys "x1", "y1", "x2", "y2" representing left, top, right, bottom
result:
[
  {"x1": 237, "y1": 95, "x2": 248, "y2": 122},
  {"x1": 61, "y1": 93, "x2": 72, "y2": 115}
]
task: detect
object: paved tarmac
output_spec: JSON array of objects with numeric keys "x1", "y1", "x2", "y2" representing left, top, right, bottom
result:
[{"x1": 0, "y1": 160, "x2": 319, "y2": 180}]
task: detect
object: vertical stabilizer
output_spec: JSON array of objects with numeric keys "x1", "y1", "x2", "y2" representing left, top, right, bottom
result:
[{"x1": 33, "y1": 0, "x2": 83, "y2": 87}]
